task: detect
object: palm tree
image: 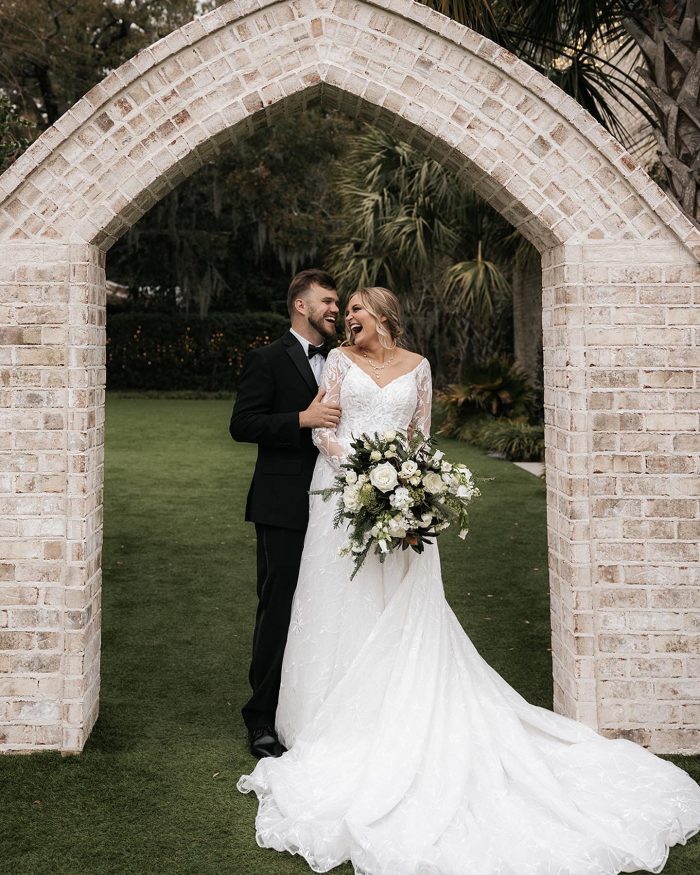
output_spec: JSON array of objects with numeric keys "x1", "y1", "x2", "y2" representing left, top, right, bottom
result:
[
  {"x1": 329, "y1": 128, "x2": 513, "y2": 383},
  {"x1": 410, "y1": 1, "x2": 699, "y2": 388},
  {"x1": 426, "y1": 0, "x2": 700, "y2": 225},
  {"x1": 623, "y1": 2, "x2": 700, "y2": 222},
  {"x1": 426, "y1": 1, "x2": 653, "y2": 149}
]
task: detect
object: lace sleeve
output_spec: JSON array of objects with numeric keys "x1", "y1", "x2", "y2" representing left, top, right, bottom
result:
[
  {"x1": 410, "y1": 358, "x2": 432, "y2": 438},
  {"x1": 312, "y1": 348, "x2": 351, "y2": 470}
]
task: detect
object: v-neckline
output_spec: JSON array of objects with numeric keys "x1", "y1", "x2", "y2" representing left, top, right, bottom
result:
[{"x1": 338, "y1": 351, "x2": 424, "y2": 391}]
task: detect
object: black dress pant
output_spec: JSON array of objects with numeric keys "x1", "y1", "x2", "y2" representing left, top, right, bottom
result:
[{"x1": 241, "y1": 523, "x2": 306, "y2": 730}]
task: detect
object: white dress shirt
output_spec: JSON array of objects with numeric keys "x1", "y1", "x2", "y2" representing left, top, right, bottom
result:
[{"x1": 290, "y1": 328, "x2": 326, "y2": 385}]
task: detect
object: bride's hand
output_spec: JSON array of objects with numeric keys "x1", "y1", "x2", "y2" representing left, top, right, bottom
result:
[{"x1": 299, "y1": 388, "x2": 342, "y2": 429}]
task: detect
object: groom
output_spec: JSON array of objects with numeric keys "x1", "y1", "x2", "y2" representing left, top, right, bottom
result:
[{"x1": 230, "y1": 269, "x2": 341, "y2": 758}]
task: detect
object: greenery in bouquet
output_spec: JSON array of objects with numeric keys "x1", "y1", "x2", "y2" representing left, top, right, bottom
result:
[{"x1": 314, "y1": 430, "x2": 480, "y2": 579}]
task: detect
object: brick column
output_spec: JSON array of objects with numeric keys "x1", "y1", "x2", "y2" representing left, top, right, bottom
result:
[
  {"x1": 542, "y1": 245, "x2": 596, "y2": 726},
  {"x1": 0, "y1": 242, "x2": 105, "y2": 753},
  {"x1": 547, "y1": 241, "x2": 700, "y2": 753}
]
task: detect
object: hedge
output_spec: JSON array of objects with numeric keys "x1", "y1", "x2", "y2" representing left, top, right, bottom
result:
[{"x1": 106, "y1": 312, "x2": 289, "y2": 390}]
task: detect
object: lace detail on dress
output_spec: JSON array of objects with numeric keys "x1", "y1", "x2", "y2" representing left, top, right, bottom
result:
[
  {"x1": 312, "y1": 349, "x2": 432, "y2": 472},
  {"x1": 409, "y1": 358, "x2": 432, "y2": 438},
  {"x1": 311, "y1": 348, "x2": 352, "y2": 470}
]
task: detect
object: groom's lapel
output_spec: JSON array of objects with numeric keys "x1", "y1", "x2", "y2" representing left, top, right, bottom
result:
[{"x1": 283, "y1": 331, "x2": 317, "y2": 394}]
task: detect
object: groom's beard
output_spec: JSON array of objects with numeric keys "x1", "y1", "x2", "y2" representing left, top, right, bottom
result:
[{"x1": 308, "y1": 312, "x2": 337, "y2": 339}]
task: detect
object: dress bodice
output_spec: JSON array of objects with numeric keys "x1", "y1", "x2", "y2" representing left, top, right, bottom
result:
[
  {"x1": 312, "y1": 348, "x2": 432, "y2": 470},
  {"x1": 336, "y1": 359, "x2": 428, "y2": 439}
]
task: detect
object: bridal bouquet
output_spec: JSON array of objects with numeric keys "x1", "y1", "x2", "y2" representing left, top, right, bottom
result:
[{"x1": 314, "y1": 430, "x2": 480, "y2": 579}]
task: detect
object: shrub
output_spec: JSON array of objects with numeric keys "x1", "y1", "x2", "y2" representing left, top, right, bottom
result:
[
  {"x1": 438, "y1": 357, "x2": 536, "y2": 433},
  {"x1": 106, "y1": 312, "x2": 288, "y2": 390},
  {"x1": 473, "y1": 418, "x2": 544, "y2": 462},
  {"x1": 437, "y1": 357, "x2": 544, "y2": 461}
]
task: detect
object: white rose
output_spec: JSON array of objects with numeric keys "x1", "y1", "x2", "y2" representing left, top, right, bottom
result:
[
  {"x1": 382, "y1": 430, "x2": 396, "y2": 442},
  {"x1": 440, "y1": 461, "x2": 452, "y2": 473},
  {"x1": 432, "y1": 450, "x2": 444, "y2": 463},
  {"x1": 370, "y1": 450, "x2": 382, "y2": 462},
  {"x1": 456, "y1": 484, "x2": 472, "y2": 498},
  {"x1": 423, "y1": 471, "x2": 446, "y2": 494},
  {"x1": 357, "y1": 474, "x2": 367, "y2": 484},
  {"x1": 400, "y1": 460, "x2": 418, "y2": 478},
  {"x1": 369, "y1": 462, "x2": 399, "y2": 493},
  {"x1": 345, "y1": 470, "x2": 358, "y2": 484}
]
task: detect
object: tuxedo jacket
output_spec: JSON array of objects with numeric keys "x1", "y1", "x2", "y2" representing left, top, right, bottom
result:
[{"x1": 230, "y1": 330, "x2": 320, "y2": 531}]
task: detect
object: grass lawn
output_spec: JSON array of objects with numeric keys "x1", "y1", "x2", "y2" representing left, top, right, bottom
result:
[{"x1": 2, "y1": 397, "x2": 699, "y2": 874}]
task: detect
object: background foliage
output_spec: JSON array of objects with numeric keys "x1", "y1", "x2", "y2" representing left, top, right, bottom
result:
[
  {"x1": 106, "y1": 312, "x2": 288, "y2": 390},
  {"x1": 108, "y1": 109, "x2": 358, "y2": 316}
]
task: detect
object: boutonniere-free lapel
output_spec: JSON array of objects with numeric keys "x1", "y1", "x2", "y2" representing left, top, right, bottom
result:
[{"x1": 284, "y1": 331, "x2": 318, "y2": 394}]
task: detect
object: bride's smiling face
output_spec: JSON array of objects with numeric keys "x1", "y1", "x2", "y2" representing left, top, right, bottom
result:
[{"x1": 345, "y1": 294, "x2": 383, "y2": 346}]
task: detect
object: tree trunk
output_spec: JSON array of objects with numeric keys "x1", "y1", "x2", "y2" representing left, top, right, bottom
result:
[
  {"x1": 33, "y1": 63, "x2": 60, "y2": 127},
  {"x1": 511, "y1": 251, "x2": 542, "y2": 388},
  {"x1": 624, "y1": 1, "x2": 700, "y2": 225}
]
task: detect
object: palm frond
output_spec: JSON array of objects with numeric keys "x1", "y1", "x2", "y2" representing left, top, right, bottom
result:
[
  {"x1": 441, "y1": 249, "x2": 510, "y2": 320},
  {"x1": 545, "y1": 49, "x2": 654, "y2": 143}
]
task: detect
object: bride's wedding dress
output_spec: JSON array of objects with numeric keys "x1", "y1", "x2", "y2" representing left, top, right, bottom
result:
[{"x1": 238, "y1": 348, "x2": 700, "y2": 875}]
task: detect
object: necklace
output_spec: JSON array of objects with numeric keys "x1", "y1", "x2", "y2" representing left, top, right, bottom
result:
[{"x1": 362, "y1": 346, "x2": 397, "y2": 384}]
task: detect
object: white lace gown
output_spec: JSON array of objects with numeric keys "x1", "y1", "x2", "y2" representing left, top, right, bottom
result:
[{"x1": 238, "y1": 348, "x2": 700, "y2": 875}]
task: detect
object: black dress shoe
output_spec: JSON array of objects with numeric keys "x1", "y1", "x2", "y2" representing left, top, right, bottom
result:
[{"x1": 248, "y1": 725, "x2": 285, "y2": 759}]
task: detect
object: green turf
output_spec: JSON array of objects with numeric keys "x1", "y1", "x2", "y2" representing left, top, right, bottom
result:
[{"x1": 2, "y1": 397, "x2": 698, "y2": 874}]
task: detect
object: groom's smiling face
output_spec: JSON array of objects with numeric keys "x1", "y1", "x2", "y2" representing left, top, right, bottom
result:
[{"x1": 302, "y1": 282, "x2": 340, "y2": 340}]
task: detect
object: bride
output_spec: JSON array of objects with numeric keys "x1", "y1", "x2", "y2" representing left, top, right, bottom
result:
[{"x1": 238, "y1": 286, "x2": 700, "y2": 875}]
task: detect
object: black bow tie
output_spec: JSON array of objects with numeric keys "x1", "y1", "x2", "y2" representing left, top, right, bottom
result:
[{"x1": 307, "y1": 344, "x2": 327, "y2": 360}]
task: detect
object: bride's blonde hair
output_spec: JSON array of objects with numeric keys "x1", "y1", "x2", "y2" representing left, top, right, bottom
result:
[{"x1": 344, "y1": 286, "x2": 404, "y2": 350}]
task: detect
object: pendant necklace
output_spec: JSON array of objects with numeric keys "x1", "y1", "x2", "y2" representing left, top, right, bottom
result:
[{"x1": 362, "y1": 346, "x2": 397, "y2": 384}]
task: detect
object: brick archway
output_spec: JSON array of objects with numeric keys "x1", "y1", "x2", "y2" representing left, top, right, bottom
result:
[{"x1": 1, "y1": 0, "x2": 698, "y2": 754}]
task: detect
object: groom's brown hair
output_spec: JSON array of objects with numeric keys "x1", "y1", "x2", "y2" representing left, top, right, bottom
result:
[{"x1": 287, "y1": 269, "x2": 337, "y2": 317}]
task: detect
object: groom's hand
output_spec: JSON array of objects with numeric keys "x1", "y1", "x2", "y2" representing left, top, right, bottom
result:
[{"x1": 299, "y1": 388, "x2": 341, "y2": 429}]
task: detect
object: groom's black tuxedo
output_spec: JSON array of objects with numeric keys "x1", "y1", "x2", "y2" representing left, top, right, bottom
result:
[
  {"x1": 230, "y1": 331, "x2": 320, "y2": 531},
  {"x1": 230, "y1": 330, "x2": 322, "y2": 731}
]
